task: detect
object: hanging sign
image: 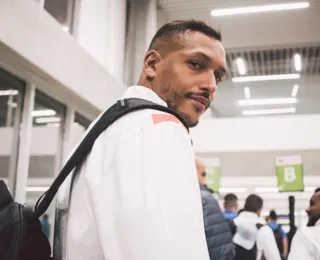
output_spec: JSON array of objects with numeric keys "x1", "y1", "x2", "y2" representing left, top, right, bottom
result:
[
  {"x1": 205, "y1": 158, "x2": 221, "y2": 192},
  {"x1": 276, "y1": 155, "x2": 304, "y2": 192}
]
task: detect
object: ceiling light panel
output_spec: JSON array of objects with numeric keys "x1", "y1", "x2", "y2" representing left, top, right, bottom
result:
[
  {"x1": 291, "y1": 84, "x2": 299, "y2": 97},
  {"x1": 236, "y1": 58, "x2": 246, "y2": 75},
  {"x1": 294, "y1": 53, "x2": 302, "y2": 71},
  {"x1": 242, "y1": 107, "x2": 296, "y2": 116},
  {"x1": 239, "y1": 98, "x2": 297, "y2": 106},
  {"x1": 211, "y1": 2, "x2": 310, "y2": 17},
  {"x1": 232, "y1": 74, "x2": 300, "y2": 83}
]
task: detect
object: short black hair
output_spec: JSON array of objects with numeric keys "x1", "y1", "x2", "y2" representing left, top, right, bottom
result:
[
  {"x1": 269, "y1": 210, "x2": 278, "y2": 220},
  {"x1": 224, "y1": 193, "x2": 238, "y2": 209},
  {"x1": 244, "y1": 194, "x2": 263, "y2": 213},
  {"x1": 315, "y1": 187, "x2": 320, "y2": 193},
  {"x1": 148, "y1": 20, "x2": 222, "y2": 51},
  {"x1": 224, "y1": 193, "x2": 238, "y2": 203}
]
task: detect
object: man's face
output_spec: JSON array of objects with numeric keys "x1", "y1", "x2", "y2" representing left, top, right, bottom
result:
[
  {"x1": 306, "y1": 192, "x2": 320, "y2": 226},
  {"x1": 152, "y1": 32, "x2": 226, "y2": 127},
  {"x1": 196, "y1": 159, "x2": 207, "y2": 186}
]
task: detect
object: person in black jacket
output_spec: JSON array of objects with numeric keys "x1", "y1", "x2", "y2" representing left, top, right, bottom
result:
[{"x1": 196, "y1": 158, "x2": 235, "y2": 260}]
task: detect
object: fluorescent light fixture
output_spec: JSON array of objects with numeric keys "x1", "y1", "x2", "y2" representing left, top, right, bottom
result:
[
  {"x1": 254, "y1": 187, "x2": 279, "y2": 192},
  {"x1": 255, "y1": 186, "x2": 315, "y2": 192},
  {"x1": 26, "y1": 186, "x2": 49, "y2": 192},
  {"x1": 62, "y1": 26, "x2": 69, "y2": 32},
  {"x1": 211, "y1": 2, "x2": 310, "y2": 17},
  {"x1": 219, "y1": 188, "x2": 247, "y2": 193},
  {"x1": 236, "y1": 58, "x2": 246, "y2": 75},
  {"x1": 0, "y1": 90, "x2": 19, "y2": 96},
  {"x1": 232, "y1": 74, "x2": 300, "y2": 83},
  {"x1": 294, "y1": 53, "x2": 302, "y2": 71},
  {"x1": 291, "y1": 84, "x2": 299, "y2": 97},
  {"x1": 305, "y1": 187, "x2": 316, "y2": 192},
  {"x1": 32, "y1": 109, "x2": 56, "y2": 117},
  {"x1": 239, "y1": 97, "x2": 297, "y2": 106},
  {"x1": 242, "y1": 107, "x2": 296, "y2": 116},
  {"x1": 35, "y1": 117, "x2": 61, "y2": 123},
  {"x1": 244, "y1": 87, "x2": 251, "y2": 99}
]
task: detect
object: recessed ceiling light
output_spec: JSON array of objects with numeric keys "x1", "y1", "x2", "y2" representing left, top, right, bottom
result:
[
  {"x1": 239, "y1": 97, "x2": 297, "y2": 106},
  {"x1": 244, "y1": 87, "x2": 251, "y2": 99},
  {"x1": 0, "y1": 90, "x2": 19, "y2": 96},
  {"x1": 62, "y1": 26, "x2": 69, "y2": 32},
  {"x1": 291, "y1": 84, "x2": 299, "y2": 97},
  {"x1": 32, "y1": 109, "x2": 56, "y2": 117},
  {"x1": 242, "y1": 107, "x2": 296, "y2": 116},
  {"x1": 211, "y1": 2, "x2": 310, "y2": 17},
  {"x1": 35, "y1": 117, "x2": 61, "y2": 123},
  {"x1": 294, "y1": 54, "x2": 302, "y2": 71},
  {"x1": 232, "y1": 74, "x2": 300, "y2": 83},
  {"x1": 236, "y1": 58, "x2": 246, "y2": 75}
]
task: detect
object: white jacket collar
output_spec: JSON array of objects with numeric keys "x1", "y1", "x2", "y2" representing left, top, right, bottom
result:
[
  {"x1": 122, "y1": 86, "x2": 167, "y2": 107},
  {"x1": 316, "y1": 219, "x2": 320, "y2": 227}
]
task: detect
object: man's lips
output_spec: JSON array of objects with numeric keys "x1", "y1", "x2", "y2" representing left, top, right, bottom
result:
[{"x1": 188, "y1": 95, "x2": 210, "y2": 109}]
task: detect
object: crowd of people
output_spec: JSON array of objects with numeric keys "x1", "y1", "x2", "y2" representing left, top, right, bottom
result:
[{"x1": 196, "y1": 157, "x2": 320, "y2": 260}]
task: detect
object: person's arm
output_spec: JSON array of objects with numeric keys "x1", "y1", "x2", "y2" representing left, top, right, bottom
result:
[
  {"x1": 92, "y1": 119, "x2": 210, "y2": 260},
  {"x1": 259, "y1": 226, "x2": 281, "y2": 260},
  {"x1": 283, "y1": 237, "x2": 288, "y2": 258},
  {"x1": 288, "y1": 231, "x2": 312, "y2": 260},
  {"x1": 280, "y1": 227, "x2": 288, "y2": 258}
]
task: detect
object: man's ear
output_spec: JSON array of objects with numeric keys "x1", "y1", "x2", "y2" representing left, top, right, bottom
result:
[{"x1": 143, "y1": 50, "x2": 161, "y2": 79}]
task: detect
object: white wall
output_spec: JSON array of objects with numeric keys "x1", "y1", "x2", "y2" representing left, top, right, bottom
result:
[
  {"x1": 191, "y1": 115, "x2": 320, "y2": 153},
  {"x1": 0, "y1": 0, "x2": 126, "y2": 119},
  {"x1": 73, "y1": 0, "x2": 127, "y2": 82}
]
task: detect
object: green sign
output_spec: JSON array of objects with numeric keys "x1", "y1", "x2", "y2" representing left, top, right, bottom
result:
[
  {"x1": 205, "y1": 158, "x2": 221, "y2": 192},
  {"x1": 276, "y1": 155, "x2": 304, "y2": 192}
]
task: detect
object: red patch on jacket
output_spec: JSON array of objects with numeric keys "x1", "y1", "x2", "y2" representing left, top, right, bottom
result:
[{"x1": 152, "y1": 114, "x2": 188, "y2": 133}]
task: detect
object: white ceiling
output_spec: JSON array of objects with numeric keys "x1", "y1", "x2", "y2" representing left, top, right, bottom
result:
[
  {"x1": 157, "y1": 0, "x2": 320, "y2": 117},
  {"x1": 157, "y1": 0, "x2": 320, "y2": 50}
]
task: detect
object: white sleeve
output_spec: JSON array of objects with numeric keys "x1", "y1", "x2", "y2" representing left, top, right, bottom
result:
[
  {"x1": 91, "y1": 122, "x2": 210, "y2": 260},
  {"x1": 288, "y1": 231, "x2": 313, "y2": 260},
  {"x1": 258, "y1": 226, "x2": 281, "y2": 260}
]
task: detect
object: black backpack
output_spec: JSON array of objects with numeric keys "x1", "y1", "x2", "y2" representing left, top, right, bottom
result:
[
  {"x1": 272, "y1": 225, "x2": 284, "y2": 254},
  {"x1": 0, "y1": 98, "x2": 188, "y2": 260},
  {"x1": 231, "y1": 221, "x2": 265, "y2": 260}
]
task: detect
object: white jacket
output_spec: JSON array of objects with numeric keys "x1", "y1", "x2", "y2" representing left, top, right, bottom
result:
[
  {"x1": 57, "y1": 86, "x2": 210, "y2": 260},
  {"x1": 288, "y1": 220, "x2": 320, "y2": 260},
  {"x1": 233, "y1": 211, "x2": 281, "y2": 260}
]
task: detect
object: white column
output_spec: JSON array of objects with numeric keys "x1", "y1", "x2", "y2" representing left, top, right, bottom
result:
[
  {"x1": 73, "y1": 0, "x2": 127, "y2": 82},
  {"x1": 14, "y1": 83, "x2": 35, "y2": 204},
  {"x1": 125, "y1": 0, "x2": 158, "y2": 85}
]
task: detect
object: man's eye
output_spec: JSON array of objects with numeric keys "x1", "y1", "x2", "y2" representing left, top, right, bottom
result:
[{"x1": 189, "y1": 61, "x2": 205, "y2": 71}]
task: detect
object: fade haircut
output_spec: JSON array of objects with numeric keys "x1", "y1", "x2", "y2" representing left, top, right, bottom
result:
[
  {"x1": 147, "y1": 20, "x2": 222, "y2": 55},
  {"x1": 224, "y1": 193, "x2": 238, "y2": 209},
  {"x1": 244, "y1": 194, "x2": 263, "y2": 213}
]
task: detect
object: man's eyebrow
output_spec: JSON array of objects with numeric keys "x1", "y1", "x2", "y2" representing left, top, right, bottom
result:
[{"x1": 192, "y1": 52, "x2": 227, "y2": 73}]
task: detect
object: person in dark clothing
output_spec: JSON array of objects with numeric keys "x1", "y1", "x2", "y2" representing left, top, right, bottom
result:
[{"x1": 196, "y1": 158, "x2": 235, "y2": 260}]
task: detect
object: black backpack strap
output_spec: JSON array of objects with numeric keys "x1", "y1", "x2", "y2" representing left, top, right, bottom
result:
[
  {"x1": 34, "y1": 98, "x2": 188, "y2": 218},
  {"x1": 256, "y1": 223, "x2": 264, "y2": 229}
]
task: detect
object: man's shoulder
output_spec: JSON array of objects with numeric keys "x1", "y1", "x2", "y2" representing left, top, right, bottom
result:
[{"x1": 101, "y1": 108, "x2": 189, "y2": 145}]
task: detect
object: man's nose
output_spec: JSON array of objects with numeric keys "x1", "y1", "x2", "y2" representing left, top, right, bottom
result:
[{"x1": 200, "y1": 73, "x2": 216, "y2": 95}]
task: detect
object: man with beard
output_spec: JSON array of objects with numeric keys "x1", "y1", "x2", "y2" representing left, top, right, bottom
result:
[
  {"x1": 62, "y1": 20, "x2": 226, "y2": 260},
  {"x1": 288, "y1": 190, "x2": 320, "y2": 260}
]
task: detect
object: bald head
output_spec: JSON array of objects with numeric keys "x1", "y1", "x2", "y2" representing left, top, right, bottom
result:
[{"x1": 195, "y1": 158, "x2": 207, "y2": 186}]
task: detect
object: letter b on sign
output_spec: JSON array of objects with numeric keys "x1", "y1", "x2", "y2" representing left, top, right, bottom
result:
[{"x1": 284, "y1": 167, "x2": 296, "y2": 183}]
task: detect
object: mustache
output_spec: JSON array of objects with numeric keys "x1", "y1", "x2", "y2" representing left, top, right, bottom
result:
[{"x1": 186, "y1": 92, "x2": 211, "y2": 107}]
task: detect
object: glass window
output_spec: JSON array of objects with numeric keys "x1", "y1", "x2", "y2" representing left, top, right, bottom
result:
[
  {"x1": 0, "y1": 69, "x2": 25, "y2": 194},
  {"x1": 44, "y1": 0, "x2": 75, "y2": 33},
  {"x1": 26, "y1": 90, "x2": 66, "y2": 206}
]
